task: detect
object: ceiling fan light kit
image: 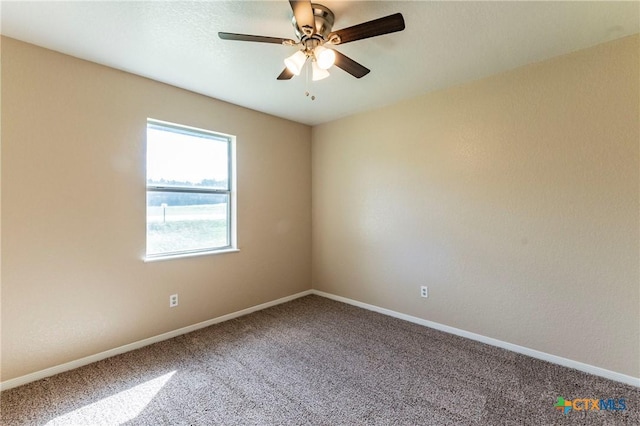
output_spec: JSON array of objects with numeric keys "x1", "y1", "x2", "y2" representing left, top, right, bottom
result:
[
  {"x1": 284, "y1": 50, "x2": 307, "y2": 75},
  {"x1": 313, "y1": 44, "x2": 335, "y2": 69},
  {"x1": 219, "y1": 0, "x2": 405, "y2": 81},
  {"x1": 311, "y1": 60, "x2": 330, "y2": 81}
]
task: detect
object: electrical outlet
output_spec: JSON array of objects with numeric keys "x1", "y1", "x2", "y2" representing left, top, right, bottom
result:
[
  {"x1": 420, "y1": 286, "x2": 428, "y2": 298},
  {"x1": 169, "y1": 294, "x2": 179, "y2": 308}
]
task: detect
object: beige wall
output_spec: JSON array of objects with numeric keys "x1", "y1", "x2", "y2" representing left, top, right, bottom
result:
[
  {"x1": 2, "y1": 33, "x2": 638, "y2": 383},
  {"x1": 1, "y1": 37, "x2": 312, "y2": 381},
  {"x1": 312, "y1": 35, "x2": 639, "y2": 377}
]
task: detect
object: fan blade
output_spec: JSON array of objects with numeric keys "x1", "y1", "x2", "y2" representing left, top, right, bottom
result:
[
  {"x1": 328, "y1": 13, "x2": 405, "y2": 45},
  {"x1": 218, "y1": 32, "x2": 295, "y2": 45},
  {"x1": 277, "y1": 68, "x2": 295, "y2": 80},
  {"x1": 333, "y1": 50, "x2": 370, "y2": 79},
  {"x1": 289, "y1": 0, "x2": 315, "y2": 36}
]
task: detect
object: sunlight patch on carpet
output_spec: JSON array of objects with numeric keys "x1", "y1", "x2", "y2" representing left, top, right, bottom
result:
[{"x1": 45, "y1": 371, "x2": 176, "y2": 425}]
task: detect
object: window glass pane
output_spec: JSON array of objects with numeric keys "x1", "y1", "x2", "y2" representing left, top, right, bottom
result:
[
  {"x1": 147, "y1": 126, "x2": 228, "y2": 190},
  {"x1": 146, "y1": 192, "x2": 229, "y2": 255}
]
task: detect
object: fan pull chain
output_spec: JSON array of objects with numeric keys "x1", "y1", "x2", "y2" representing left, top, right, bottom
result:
[{"x1": 304, "y1": 60, "x2": 316, "y2": 101}]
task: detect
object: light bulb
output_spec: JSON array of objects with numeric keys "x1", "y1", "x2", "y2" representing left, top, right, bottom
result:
[
  {"x1": 312, "y1": 61, "x2": 330, "y2": 81},
  {"x1": 314, "y1": 45, "x2": 335, "y2": 70},
  {"x1": 284, "y1": 50, "x2": 307, "y2": 76}
]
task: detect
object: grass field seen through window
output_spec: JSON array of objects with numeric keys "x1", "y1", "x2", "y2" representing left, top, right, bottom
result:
[{"x1": 146, "y1": 203, "x2": 228, "y2": 255}]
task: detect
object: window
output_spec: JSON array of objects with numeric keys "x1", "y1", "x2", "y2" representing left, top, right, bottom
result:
[{"x1": 146, "y1": 119, "x2": 236, "y2": 259}]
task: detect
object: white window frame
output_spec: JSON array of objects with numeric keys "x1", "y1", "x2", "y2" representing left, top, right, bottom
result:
[{"x1": 145, "y1": 119, "x2": 237, "y2": 261}]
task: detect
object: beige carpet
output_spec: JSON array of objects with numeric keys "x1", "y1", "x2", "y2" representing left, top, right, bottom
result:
[{"x1": 1, "y1": 295, "x2": 638, "y2": 425}]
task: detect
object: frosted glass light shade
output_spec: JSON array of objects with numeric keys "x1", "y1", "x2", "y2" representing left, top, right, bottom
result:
[
  {"x1": 312, "y1": 61, "x2": 330, "y2": 81},
  {"x1": 284, "y1": 51, "x2": 307, "y2": 76},
  {"x1": 314, "y1": 45, "x2": 335, "y2": 70}
]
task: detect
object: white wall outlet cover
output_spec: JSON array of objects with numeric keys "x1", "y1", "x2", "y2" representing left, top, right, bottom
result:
[{"x1": 169, "y1": 294, "x2": 179, "y2": 307}]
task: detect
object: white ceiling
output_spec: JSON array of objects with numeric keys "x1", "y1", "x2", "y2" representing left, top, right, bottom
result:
[{"x1": 1, "y1": 1, "x2": 638, "y2": 126}]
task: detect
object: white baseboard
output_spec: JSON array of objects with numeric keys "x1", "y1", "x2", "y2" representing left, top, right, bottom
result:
[
  {"x1": 3, "y1": 288, "x2": 638, "y2": 391},
  {"x1": 0, "y1": 290, "x2": 313, "y2": 391},
  {"x1": 311, "y1": 290, "x2": 640, "y2": 388}
]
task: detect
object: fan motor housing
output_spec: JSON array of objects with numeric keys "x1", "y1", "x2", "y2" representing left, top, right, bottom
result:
[{"x1": 292, "y1": 3, "x2": 335, "y2": 40}]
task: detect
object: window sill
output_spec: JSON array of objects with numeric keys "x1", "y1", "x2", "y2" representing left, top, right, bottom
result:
[{"x1": 144, "y1": 248, "x2": 240, "y2": 263}]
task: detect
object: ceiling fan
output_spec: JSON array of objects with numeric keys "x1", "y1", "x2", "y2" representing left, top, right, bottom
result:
[{"x1": 218, "y1": 0, "x2": 405, "y2": 81}]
